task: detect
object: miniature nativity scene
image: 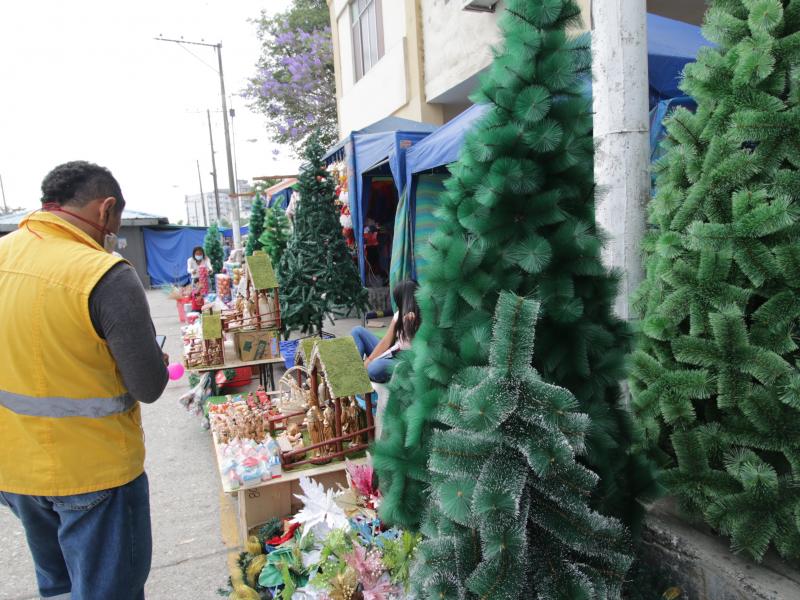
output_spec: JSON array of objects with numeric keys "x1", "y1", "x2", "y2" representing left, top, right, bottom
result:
[
  {"x1": 207, "y1": 336, "x2": 376, "y2": 491},
  {"x1": 182, "y1": 252, "x2": 282, "y2": 370}
]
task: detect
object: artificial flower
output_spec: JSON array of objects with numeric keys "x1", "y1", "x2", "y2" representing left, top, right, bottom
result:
[{"x1": 292, "y1": 476, "x2": 351, "y2": 540}]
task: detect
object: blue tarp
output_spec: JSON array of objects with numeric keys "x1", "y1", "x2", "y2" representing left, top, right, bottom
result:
[
  {"x1": 647, "y1": 13, "x2": 711, "y2": 108},
  {"x1": 143, "y1": 227, "x2": 209, "y2": 287},
  {"x1": 649, "y1": 95, "x2": 697, "y2": 161},
  {"x1": 268, "y1": 187, "x2": 294, "y2": 210},
  {"x1": 221, "y1": 225, "x2": 249, "y2": 238},
  {"x1": 324, "y1": 117, "x2": 437, "y2": 283}
]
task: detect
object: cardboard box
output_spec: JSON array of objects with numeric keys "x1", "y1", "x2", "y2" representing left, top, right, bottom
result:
[{"x1": 235, "y1": 330, "x2": 278, "y2": 362}]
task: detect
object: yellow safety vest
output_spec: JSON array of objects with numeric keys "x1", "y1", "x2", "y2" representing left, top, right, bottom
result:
[{"x1": 0, "y1": 211, "x2": 145, "y2": 496}]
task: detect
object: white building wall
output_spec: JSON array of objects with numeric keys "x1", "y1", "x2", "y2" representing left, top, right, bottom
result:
[
  {"x1": 421, "y1": 0, "x2": 503, "y2": 104},
  {"x1": 333, "y1": 0, "x2": 410, "y2": 135}
]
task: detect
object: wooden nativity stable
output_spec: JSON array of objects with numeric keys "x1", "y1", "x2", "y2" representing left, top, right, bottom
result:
[
  {"x1": 281, "y1": 337, "x2": 375, "y2": 469},
  {"x1": 184, "y1": 313, "x2": 225, "y2": 368},
  {"x1": 223, "y1": 252, "x2": 281, "y2": 334}
]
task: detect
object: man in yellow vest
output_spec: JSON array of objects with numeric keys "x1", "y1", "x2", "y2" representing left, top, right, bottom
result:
[{"x1": 0, "y1": 161, "x2": 169, "y2": 599}]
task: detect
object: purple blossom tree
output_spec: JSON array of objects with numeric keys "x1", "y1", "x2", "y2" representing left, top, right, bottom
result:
[{"x1": 245, "y1": 0, "x2": 337, "y2": 152}]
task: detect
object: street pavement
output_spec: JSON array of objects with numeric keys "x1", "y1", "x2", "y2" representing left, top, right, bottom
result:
[{"x1": 0, "y1": 290, "x2": 372, "y2": 600}]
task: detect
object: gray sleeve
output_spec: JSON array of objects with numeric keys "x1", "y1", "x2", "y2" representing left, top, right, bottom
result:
[{"x1": 89, "y1": 263, "x2": 169, "y2": 404}]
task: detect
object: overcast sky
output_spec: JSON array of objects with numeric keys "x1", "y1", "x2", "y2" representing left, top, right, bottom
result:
[{"x1": 0, "y1": 0, "x2": 301, "y2": 224}]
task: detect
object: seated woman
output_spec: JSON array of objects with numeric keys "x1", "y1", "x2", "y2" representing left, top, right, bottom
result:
[{"x1": 351, "y1": 280, "x2": 420, "y2": 383}]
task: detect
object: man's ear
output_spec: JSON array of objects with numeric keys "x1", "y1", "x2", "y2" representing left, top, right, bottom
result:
[{"x1": 99, "y1": 196, "x2": 117, "y2": 222}]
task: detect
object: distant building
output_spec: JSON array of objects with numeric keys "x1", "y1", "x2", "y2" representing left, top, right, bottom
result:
[{"x1": 185, "y1": 179, "x2": 253, "y2": 226}]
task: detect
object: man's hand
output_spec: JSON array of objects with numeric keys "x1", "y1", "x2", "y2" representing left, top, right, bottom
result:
[
  {"x1": 162, "y1": 353, "x2": 170, "y2": 367},
  {"x1": 364, "y1": 357, "x2": 372, "y2": 368}
]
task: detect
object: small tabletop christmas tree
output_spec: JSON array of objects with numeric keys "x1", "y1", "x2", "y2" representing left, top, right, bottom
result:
[
  {"x1": 259, "y1": 205, "x2": 290, "y2": 270},
  {"x1": 631, "y1": 0, "x2": 800, "y2": 561},
  {"x1": 204, "y1": 222, "x2": 224, "y2": 275},
  {"x1": 373, "y1": 0, "x2": 656, "y2": 533},
  {"x1": 414, "y1": 292, "x2": 631, "y2": 599},
  {"x1": 279, "y1": 132, "x2": 367, "y2": 334},
  {"x1": 245, "y1": 193, "x2": 267, "y2": 256}
]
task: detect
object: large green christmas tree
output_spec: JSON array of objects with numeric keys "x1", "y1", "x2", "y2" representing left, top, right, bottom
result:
[
  {"x1": 204, "y1": 222, "x2": 224, "y2": 274},
  {"x1": 414, "y1": 291, "x2": 632, "y2": 600},
  {"x1": 373, "y1": 0, "x2": 656, "y2": 533},
  {"x1": 630, "y1": 0, "x2": 800, "y2": 561},
  {"x1": 259, "y1": 205, "x2": 290, "y2": 270},
  {"x1": 279, "y1": 132, "x2": 367, "y2": 334},
  {"x1": 245, "y1": 193, "x2": 267, "y2": 256}
]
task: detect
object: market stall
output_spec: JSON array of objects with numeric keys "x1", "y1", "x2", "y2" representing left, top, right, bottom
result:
[{"x1": 323, "y1": 117, "x2": 436, "y2": 312}]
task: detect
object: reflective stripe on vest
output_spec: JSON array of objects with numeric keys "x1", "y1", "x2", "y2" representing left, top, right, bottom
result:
[{"x1": 0, "y1": 389, "x2": 135, "y2": 418}]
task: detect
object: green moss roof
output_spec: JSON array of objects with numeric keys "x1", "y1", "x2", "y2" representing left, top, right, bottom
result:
[
  {"x1": 311, "y1": 337, "x2": 373, "y2": 398},
  {"x1": 202, "y1": 313, "x2": 222, "y2": 340},
  {"x1": 245, "y1": 253, "x2": 278, "y2": 289},
  {"x1": 295, "y1": 337, "x2": 320, "y2": 367}
]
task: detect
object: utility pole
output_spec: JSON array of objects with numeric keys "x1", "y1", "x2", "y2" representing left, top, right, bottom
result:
[
  {"x1": 196, "y1": 159, "x2": 208, "y2": 226},
  {"x1": 0, "y1": 173, "x2": 7, "y2": 213},
  {"x1": 154, "y1": 36, "x2": 242, "y2": 247},
  {"x1": 216, "y1": 44, "x2": 242, "y2": 248},
  {"x1": 207, "y1": 109, "x2": 222, "y2": 223},
  {"x1": 591, "y1": 0, "x2": 650, "y2": 321}
]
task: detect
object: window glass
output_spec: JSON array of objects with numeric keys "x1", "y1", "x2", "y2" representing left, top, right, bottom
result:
[{"x1": 350, "y1": 0, "x2": 383, "y2": 81}]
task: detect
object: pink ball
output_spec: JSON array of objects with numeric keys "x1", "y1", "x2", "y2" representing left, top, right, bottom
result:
[{"x1": 167, "y1": 362, "x2": 185, "y2": 381}]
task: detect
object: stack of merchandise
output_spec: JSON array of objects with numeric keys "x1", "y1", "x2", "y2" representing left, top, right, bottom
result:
[
  {"x1": 210, "y1": 391, "x2": 286, "y2": 490},
  {"x1": 227, "y1": 460, "x2": 419, "y2": 600}
]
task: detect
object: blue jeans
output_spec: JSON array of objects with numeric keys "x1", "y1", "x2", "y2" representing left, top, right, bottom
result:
[
  {"x1": 0, "y1": 473, "x2": 152, "y2": 599},
  {"x1": 351, "y1": 326, "x2": 395, "y2": 383}
]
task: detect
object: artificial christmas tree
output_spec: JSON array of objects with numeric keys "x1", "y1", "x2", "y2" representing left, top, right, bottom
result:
[
  {"x1": 245, "y1": 193, "x2": 267, "y2": 256},
  {"x1": 279, "y1": 132, "x2": 367, "y2": 334},
  {"x1": 630, "y1": 0, "x2": 800, "y2": 561},
  {"x1": 373, "y1": 0, "x2": 656, "y2": 533},
  {"x1": 414, "y1": 292, "x2": 631, "y2": 600},
  {"x1": 259, "y1": 205, "x2": 290, "y2": 270},
  {"x1": 204, "y1": 222, "x2": 224, "y2": 275}
]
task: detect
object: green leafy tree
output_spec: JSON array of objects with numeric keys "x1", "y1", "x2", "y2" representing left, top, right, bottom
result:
[
  {"x1": 279, "y1": 132, "x2": 367, "y2": 334},
  {"x1": 259, "y1": 205, "x2": 291, "y2": 269},
  {"x1": 203, "y1": 222, "x2": 224, "y2": 274},
  {"x1": 372, "y1": 0, "x2": 657, "y2": 534},
  {"x1": 245, "y1": 193, "x2": 267, "y2": 256},
  {"x1": 414, "y1": 292, "x2": 631, "y2": 599},
  {"x1": 631, "y1": 0, "x2": 800, "y2": 561}
]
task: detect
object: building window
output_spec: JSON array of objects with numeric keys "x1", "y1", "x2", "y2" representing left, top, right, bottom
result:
[{"x1": 351, "y1": 0, "x2": 384, "y2": 81}]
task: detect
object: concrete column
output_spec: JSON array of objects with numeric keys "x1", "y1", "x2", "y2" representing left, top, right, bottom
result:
[{"x1": 591, "y1": 0, "x2": 650, "y2": 320}]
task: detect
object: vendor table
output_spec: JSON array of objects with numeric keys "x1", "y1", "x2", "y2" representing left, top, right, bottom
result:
[
  {"x1": 211, "y1": 429, "x2": 367, "y2": 542},
  {"x1": 187, "y1": 340, "x2": 284, "y2": 389}
]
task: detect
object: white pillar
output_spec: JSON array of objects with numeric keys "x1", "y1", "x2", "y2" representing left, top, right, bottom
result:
[{"x1": 591, "y1": 0, "x2": 651, "y2": 320}]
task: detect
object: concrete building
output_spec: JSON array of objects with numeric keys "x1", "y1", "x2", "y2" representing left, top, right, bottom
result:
[
  {"x1": 0, "y1": 208, "x2": 168, "y2": 287},
  {"x1": 184, "y1": 179, "x2": 253, "y2": 226},
  {"x1": 327, "y1": 0, "x2": 704, "y2": 136}
]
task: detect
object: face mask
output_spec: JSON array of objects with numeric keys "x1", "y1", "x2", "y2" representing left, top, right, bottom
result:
[
  {"x1": 195, "y1": 254, "x2": 203, "y2": 261},
  {"x1": 104, "y1": 232, "x2": 119, "y2": 253},
  {"x1": 41, "y1": 202, "x2": 118, "y2": 253}
]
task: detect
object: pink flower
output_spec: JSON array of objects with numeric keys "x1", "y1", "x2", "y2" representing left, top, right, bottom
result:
[{"x1": 346, "y1": 460, "x2": 381, "y2": 501}]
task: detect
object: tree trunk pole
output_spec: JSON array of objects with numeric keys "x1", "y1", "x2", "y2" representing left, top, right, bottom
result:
[{"x1": 591, "y1": 0, "x2": 651, "y2": 321}]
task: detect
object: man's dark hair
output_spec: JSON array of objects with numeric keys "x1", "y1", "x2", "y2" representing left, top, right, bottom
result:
[{"x1": 41, "y1": 161, "x2": 125, "y2": 212}]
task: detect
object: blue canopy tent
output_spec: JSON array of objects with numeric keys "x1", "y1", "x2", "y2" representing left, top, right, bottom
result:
[
  {"x1": 647, "y1": 13, "x2": 711, "y2": 108},
  {"x1": 221, "y1": 225, "x2": 249, "y2": 239},
  {"x1": 268, "y1": 186, "x2": 295, "y2": 210},
  {"x1": 323, "y1": 116, "x2": 437, "y2": 285},
  {"x1": 143, "y1": 227, "x2": 209, "y2": 287}
]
